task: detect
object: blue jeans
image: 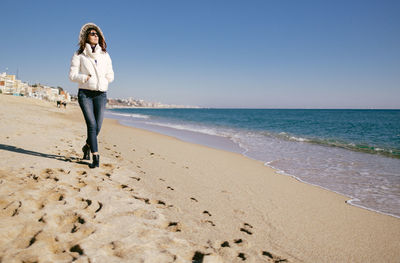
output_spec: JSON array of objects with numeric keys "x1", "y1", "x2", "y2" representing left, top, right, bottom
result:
[{"x1": 78, "y1": 89, "x2": 107, "y2": 153}]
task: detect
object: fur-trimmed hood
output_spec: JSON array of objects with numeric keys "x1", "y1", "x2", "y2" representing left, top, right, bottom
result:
[{"x1": 79, "y1": 23, "x2": 105, "y2": 47}]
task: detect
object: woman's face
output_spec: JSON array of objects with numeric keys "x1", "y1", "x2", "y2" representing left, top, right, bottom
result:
[{"x1": 87, "y1": 30, "x2": 99, "y2": 45}]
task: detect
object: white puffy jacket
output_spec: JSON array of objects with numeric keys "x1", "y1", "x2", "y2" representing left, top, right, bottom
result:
[{"x1": 69, "y1": 43, "x2": 114, "y2": 92}]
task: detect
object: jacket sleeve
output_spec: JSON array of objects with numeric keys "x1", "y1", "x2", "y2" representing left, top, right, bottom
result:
[
  {"x1": 105, "y1": 53, "x2": 114, "y2": 83},
  {"x1": 69, "y1": 53, "x2": 88, "y2": 84}
]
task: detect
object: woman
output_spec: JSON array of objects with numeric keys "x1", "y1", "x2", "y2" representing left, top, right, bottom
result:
[{"x1": 69, "y1": 23, "x2": 114, "y2": 168}]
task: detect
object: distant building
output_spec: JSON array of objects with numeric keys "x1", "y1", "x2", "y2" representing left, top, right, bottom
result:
[
  {"x1": 0, "y1": 72, "x2": 71, "y2": 102},
  {"x1": 0, "y1": 73, "x2": 17, "y2": 95},
  {"x1": 106, "y1": 95, "x2": 200, "y2": 109}
]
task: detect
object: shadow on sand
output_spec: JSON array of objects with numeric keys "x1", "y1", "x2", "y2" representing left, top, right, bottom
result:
[{"x1": 0, "y1": 143, "x2": 88, "y2": 165}]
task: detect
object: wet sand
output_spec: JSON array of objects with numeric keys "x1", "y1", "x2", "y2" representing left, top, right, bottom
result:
[{"x1": 0, "y1": 94, "x2": 399, "y2": 262}]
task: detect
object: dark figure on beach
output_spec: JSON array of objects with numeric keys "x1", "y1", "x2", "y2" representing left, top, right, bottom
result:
[
  {"x1": 57, "y1": 101, "x2": 67, "y2": 108},
  {"x1": 69, "y1": 23, "x2": 114, "y2": 168}
]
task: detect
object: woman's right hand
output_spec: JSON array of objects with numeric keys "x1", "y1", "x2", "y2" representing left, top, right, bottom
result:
[{"x1": 86, "y1": 74, "x2": 92, "y2": 82}]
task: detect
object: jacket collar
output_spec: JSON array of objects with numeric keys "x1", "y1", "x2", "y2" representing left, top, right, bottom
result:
[{"x1": 83, "y1": 43, "x2": 102, "y2": 59}]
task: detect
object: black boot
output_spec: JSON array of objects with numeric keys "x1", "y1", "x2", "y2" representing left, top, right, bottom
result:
[
  {"x1": 89, "y1": 154, "x2": 100, "y2": 169},
  {"x1": 82, "y1": 144, "x2": 90, "y2": 160}
]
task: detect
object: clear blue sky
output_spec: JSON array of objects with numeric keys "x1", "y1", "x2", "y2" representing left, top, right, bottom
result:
[{"x1": 1, "y1": 0, "x2": 399, "y2": 108}]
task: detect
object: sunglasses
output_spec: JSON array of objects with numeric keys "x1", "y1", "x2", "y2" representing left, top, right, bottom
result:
[{"x1": 88, "y1": 32, "x2": 98, "y2": 37}]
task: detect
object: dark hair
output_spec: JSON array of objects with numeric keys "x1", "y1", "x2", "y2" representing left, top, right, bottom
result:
[{"x1": 77, "y1": 27, "x2": 107, "y2": 54}]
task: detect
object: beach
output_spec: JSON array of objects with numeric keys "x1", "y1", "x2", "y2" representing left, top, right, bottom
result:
[{"x1": 1, "y1": 95, "x2": 399, "y2": 263}]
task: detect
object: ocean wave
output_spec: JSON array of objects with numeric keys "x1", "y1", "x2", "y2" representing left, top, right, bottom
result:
[
  {"x1": 289, "y1": 136, "x2": 310, "y2": 142},
  {"x1": 108, "y1": 112, "x2": 150, "y2": 119},
  {"x1": 262, "y1": 131, "x2": 310, "y2": 143},
  {"x1": 310, "y1": 139, "x2": 399, "y2": 158},
  {"x1": 260, "y1": 131, "x2": 400, "y2": 159},
  {"x1": 144, "y1": 121, "x2": 227, "y2": 137}
]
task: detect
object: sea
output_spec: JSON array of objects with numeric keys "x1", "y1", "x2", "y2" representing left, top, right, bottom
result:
[{"x1": 105, "y1": 108, "x2": 400, "y2": 218}]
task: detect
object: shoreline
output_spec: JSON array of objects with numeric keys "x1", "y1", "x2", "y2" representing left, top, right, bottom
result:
[
  {"x1": 115, "y1": 116, "x2": 400, "y2": 220},
  {"x1": 106, "y1": 110, "x2": 400, "y2": 220},
  {"x1": 1, "y1": 95, "x2": 400, "y2": 262}
]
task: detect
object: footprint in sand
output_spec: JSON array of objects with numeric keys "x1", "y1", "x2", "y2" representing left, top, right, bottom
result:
[
  {"x1": 149, "y1": 199, "x2": 171, "y2": 208},
  {"x1": 38, "y1": 214, "x2": 48, "y2": 224},
  {"x1": 70, "y1": 215, "x2": 86, "y2": 233},
  {"x1": 131, "y1": 176, "x2": 141, "y2": 181},
  {"x1": 220, "y1": 241, "x2": 230, "y2": 247},
  {"x1": 120, "y1": 184, "x2": 134, "y2": 192},
  {"x1": 233, "y1": 238, "x2": 248, "y2": 247},
  {"x1": 3, "y1": 201, "x2": 22, "y2": 217},
  {"x1": 81, "y1": 198, "x2": 92, "y2": 209},
  {"x1": 191, "y1": 251, "x2": 210, "y2": 262},
  {"x1": 132, "y1": 195, "x2": 150, "y2": 204},
  {"x1": 166, "y1": 221, "x2": 182, "y2": 232},
  {"x1": 240, "y1": 223, "x2": 253, "y2": 235},
  {"x1": 202, "y1": 210, "x2": 212, "y2": 217},
  {"x1": 261, "y1": 250, "x2": 288, "y2": 262},
  {"x1": 77, "y1": 170, "x2": 87, "y2": 176},
  {"x1": 42, "y1": 168, "x2": 60, "y2": 182},
  {"x1": 27, "y1": 173, "x2": 39, "y2": 182},
  {"x1": 236, "y1": 252, "x2": 248, "y2": 261},
  {"x1": 27, "y1": 230, "x2": 42, "y2": 248},
  {"x1": 70, "y1": 244, "x2": 84, "y2": 258},
  {"x1": 95, "y1": 201, "x2": 103, "y2": 213},
  {"x1": 101, "y1": 164, "x2": 114, "y2": 172},
  {"x1": 202, "y1": 220, "x2": 215, "y2": 226}
]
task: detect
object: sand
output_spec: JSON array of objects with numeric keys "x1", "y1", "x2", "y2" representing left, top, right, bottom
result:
[{"x1": 0, "y1": 94, "x2": 399, "y2": 263}]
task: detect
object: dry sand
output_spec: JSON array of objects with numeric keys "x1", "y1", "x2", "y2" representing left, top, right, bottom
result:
[{"x1": 0, "y1": 95, "x2": 399, "y2": 263}]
